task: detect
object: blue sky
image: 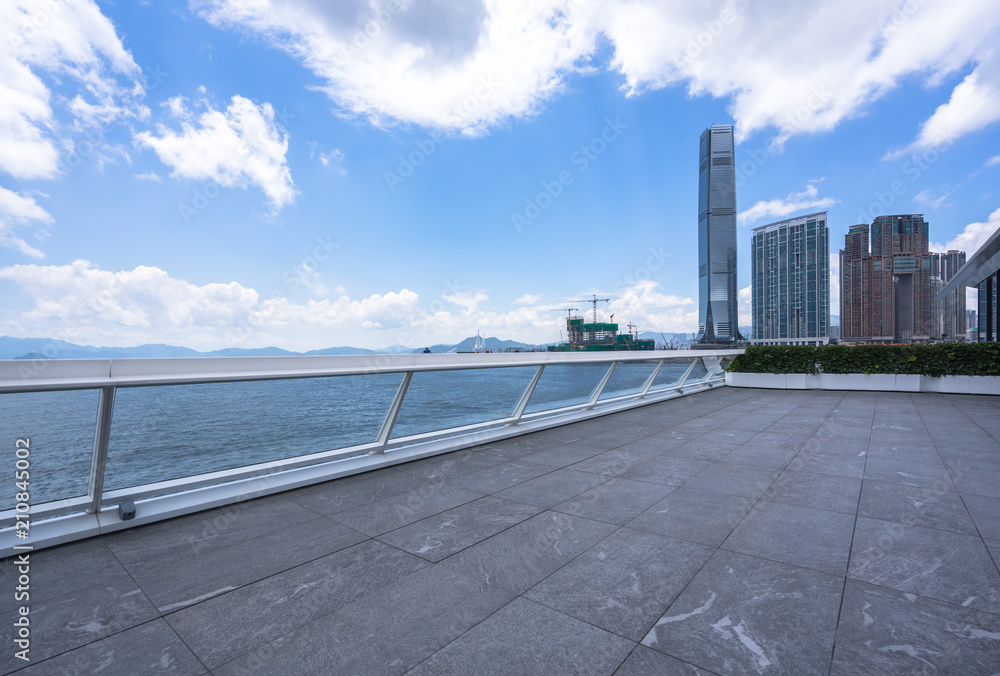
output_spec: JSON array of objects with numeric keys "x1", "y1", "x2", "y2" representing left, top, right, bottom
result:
[{"x1": 1, "y1": 0, "x2": 999, "y2": 350}]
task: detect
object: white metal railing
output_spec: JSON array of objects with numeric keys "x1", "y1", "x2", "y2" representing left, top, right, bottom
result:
[{"x1": 0, "y1": 349, "x2": 739, "y2": 554}]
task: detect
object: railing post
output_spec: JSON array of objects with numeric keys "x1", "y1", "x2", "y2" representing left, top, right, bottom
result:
[
  {"x1": 87, "y1": 386, "x2": 116, "y2": 514},
  {"x1": 703, "y1": 357, "x2": 724, "y2": 383},
  {"x1": 507, "y1": 365, "x2": 545, "y2": 425},
  {"x1": 674, "y1": 360, "x2": 698, "y2": 392},
  {"x1": 373, "y1": 371, "x2": 413, "y2": 454},
  {"x1": 639, "y1": 359, "x2": 665, "y2": 397},
  {"x1": 586, "y1": 361, "x2": 617, "y2": 408}
]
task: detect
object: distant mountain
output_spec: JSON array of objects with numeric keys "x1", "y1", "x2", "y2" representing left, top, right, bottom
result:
[{"x1": 0, "y1": 335, "x2": 543, "y2": 360}]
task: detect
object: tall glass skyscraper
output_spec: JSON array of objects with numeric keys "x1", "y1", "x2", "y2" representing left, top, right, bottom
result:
[{"x1": 697, "y1": 124, "x2": 743, "y2": 344}]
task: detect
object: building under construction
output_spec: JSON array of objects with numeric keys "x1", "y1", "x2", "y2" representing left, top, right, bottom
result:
[{"x1": 548, "y1": 297, "x2": 655, "y2": 351}]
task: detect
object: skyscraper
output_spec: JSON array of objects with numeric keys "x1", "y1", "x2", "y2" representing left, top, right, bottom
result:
[
  {"x1": 930, "y1": 250, "x2": 967, "y2": 340},
  {"x1": 750, "y1": 212, "x2": 830, "y2": 345},
  {"x1": 840, "y1": 214, "x2": 932, "y2": 343},
  {"x1": 697, "y1": 124, "x2": 742, "y2": 345}
]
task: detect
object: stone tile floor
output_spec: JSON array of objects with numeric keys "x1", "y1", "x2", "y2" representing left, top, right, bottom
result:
[{"x1": 3, "y1": 387, "x2": 1000, "y2": 675}]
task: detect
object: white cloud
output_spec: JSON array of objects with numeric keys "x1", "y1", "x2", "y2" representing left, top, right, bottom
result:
[
  {"x1": 0, "y1": 0, "x2": 145, "y2": 180},
  {"x1": 0, "y1": 259, "x2": 419, "y2": 350},
  {"x1": 889, "y1": 53, "x2": 1000, "y2": 157},
  {"x1": 986, "y1": 155, "x2": 1000, "y2": 168},
  {"x1": 135, "y1": 95, "x2": 298, "y2": 208},
  {"x1": 606, "y1": 280, "x2": 698, "y2": 333},
  {"x1": 930, "y1": 207, "x2": 1000, "y2": 254},
  {"x1": 0, "y1": 186, "x2": 51, "y2": 258},
  {"x1": 0, "y1": 262, "x2": 705, "y2": 349},
  {"x1": 513, "y1": 293, "x2": 543, "y2": 305},
  {"x1": 913, "y1": 187, "x2": 954, "y2": 210},
  {"x1": 195, "y1": 0, "x2": 1000, "y2": 149},
  {"x1": 738, "y1": 182, "x2": 836, "y2": 226},
  {"x1": 309, "y1": 144, "x2": 347, "y2": 175},
  {"x1": 737, "y1": 284, "x2": 751, "y2": 328},
  {"x1": 135, "y1": 171, "x2": 161, "y2": 181}
]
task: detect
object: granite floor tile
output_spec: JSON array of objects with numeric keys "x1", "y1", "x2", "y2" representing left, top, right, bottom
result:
[
  {"x1": 863, "y1": 456, "x2": 953, "y2": 490},
  {"x1": 613, "y1": 646, "x2": 717, "y2": 676},
  {"x1": 986, "y1": 538, "x2": 1000, "y2": 567},
  {"x1": 683, "y1": 462, "x2": 780, "y2": 500},
  {"x1": 212, "y1": 565, "x2": 513, "y2": 676},
  {"x1": 964, "y1": 493, "x2": 1000, "y2": 541},
  {"x1": 0, "y1": 576, "x2": 159, "y2": 672},
  {"x1": 330, "y1": 482, "x2": 484, "y2": 536},
  {"x1": 953, "y1": 467, "x2": 1000, "y2": 498},
  {"x1": 167, "y1": 540, "x2": 427, "y2": 668},
  {"x1": 864, "y1": 441, "x2": 943, "y2": 464},
  {"x1": 521, "y1": 443, "x2": 609, "y2": 468},
  {"x1": 614, "y1": 435, "x2": 688, "y2": 455},
  {"x1": 524, "y1": 528, "x2": 714, "y2": 641},
  {"x1": 376, "y1": 496, "x2": 542, "y2": 562},
  {"x1": 406, "y1": 598, "x2": 634, "y2": 676},
  {"x1": 283, "y1": 468, "x2": 431, "y2": 515},
  {"x1": 105, "y1": 495, "x2": 315, "y2": 569},
  {"x1": 627, "y1": 488, "x2": 754, "y2": 547},
  {"x1": 830, "y1": 579, "x2": 1000, "y2": 676},
  {"x1": 642, "y1": 549, "x2": 843, "y2": 676},
  {"x1": 802, "y1": 435, "x2": 870, "y2": 456},
  {"x1": 444, "y1": 459, "x2": 554, "y2": 493},
  {"x1": 130, "y1": 516, "x2": 366, "y2": 611},
  {"x1": 858, "y1": 480, "x2": 978, "y2": 535},
  {"x1": 668, "y1": 440, "x2": 739, "y2": 462},
  {"x1": 619, "y1": 456, "x2": 713, "y2": 487},
  {"x1": 439, "y1": 511, "x2": 616, "y2": 595},
  {"x1": 393, "y1": 448, "x2": 510, "y2": 480},
  {"x1": 699, "y1": 427, "x2": 762, "y2": 445},
  {"x1": 785, "y1": 451, "x2": 866, "y2": 478},
  {"x1": 722, "y1": 444, "x2": 799, "y2": 471},
  {"x1": 762, "y1": 469, "x2": 861, "y2": 514},
  {"x1": 15, "y1": 619, "x2": 206, "y2": 676},
  {"x1": 552, "y1": 478, "x2": 677, "y2": 526},
  {"x1": 849, "y1": 516, "x2": 1000, "y2": 614},
  {"x1": 0, "y1": 538, "x2": 129, "y2": 613},
  {"x1": 722, "y1": 500, "x2": 856, "y2": 575},
  {"x1": 493, "y1": 468, "x2": 610, "y2": 508},
  {"x1": 568, "y1": 448, "x2": 662, "y2": 477}
]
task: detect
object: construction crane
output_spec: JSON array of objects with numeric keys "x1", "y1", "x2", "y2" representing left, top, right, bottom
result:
[
  {"x1": 567, "y1": 295, "x2": 610, "y2": 323},
  {"x1": 548, "y1": 308, "x2": 579, "y2": 322}
]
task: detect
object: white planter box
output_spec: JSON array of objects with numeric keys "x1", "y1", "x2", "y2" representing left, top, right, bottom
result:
[{"x1": 727, "y1": 372, "x2": 1000, "y2": 395}]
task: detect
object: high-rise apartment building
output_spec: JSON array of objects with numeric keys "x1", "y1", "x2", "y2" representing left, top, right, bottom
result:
[
  {"x1": 840, "y1": 214, "x2": 932, "y2": 343},
  {"x1": 750, "y1": 212, "x2": 830, "y2": 345},
  {"x1": 696, "y1": 124, "x2": 743, "y2": 345},
  {"x1": 931, "y1": 250, "x2": 967, "y2": 340}
]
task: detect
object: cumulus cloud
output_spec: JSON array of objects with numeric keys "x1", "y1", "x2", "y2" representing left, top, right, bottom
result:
[
  {"x1": 0, "y1": 0, "x2": 145, "y2": 180},
  {"x1": 737, "y1": 284, "x2": 751, "y2": 329},
  {"x1": 512, "y1": 293, "x2": 544, "y2": 305},
  {"x1": 930, "y1": 207, "x2": 1000, "y2": 254},
  {"x1": 737, "y1": 182, "x2": 836, "y2": 226},
  {"x1": 606, "y1": 280, "x2": 698, "y2": 333},
  {"x1": 888, "y1": 53, "x2": 1000, "y2": 158},
  {"x1": 0, "y1": 259, "x2": 418, "y2": 349},
  {"x1": 0, "y1": 186, "x2": 51, "y2": 258},
  {"x1": 194, "y1": 0, "x2": 1000, "y2": 149},
  {"x1": 135, "y1": 95, "x2": 297, "y2": 208}
]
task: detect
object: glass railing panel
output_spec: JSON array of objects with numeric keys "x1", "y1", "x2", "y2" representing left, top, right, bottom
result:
[
  {"x1": 391, "y1": 366, "x2": 537, "y2": 439},
  {"x1": 105, "y1": 373, "x2": 403, "y2": 490},
  {"x1": 647, "y1": 358, "x2": 695, "y2": 391},
  {"x1": 598, "y1": 361, "x2": 659, "y2": 400},
  {"x1": 687, "y1": 358, "x2": 711, "y2": 383},
  {"x1": 0, "y1": 389, "x2": 99, "y2": 509},
  {"x1": 523, "y1": 363, "x2": 611, "y2": 415}
]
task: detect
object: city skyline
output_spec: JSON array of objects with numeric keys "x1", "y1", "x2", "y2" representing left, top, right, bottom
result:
[{"x1": 1, "y1": 2, "x2": 999, "y2": 351}]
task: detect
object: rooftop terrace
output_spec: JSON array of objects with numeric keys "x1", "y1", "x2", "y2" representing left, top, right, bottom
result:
[{"x1": 3, "y1": 386, "x2": 1000, "y2": 675}]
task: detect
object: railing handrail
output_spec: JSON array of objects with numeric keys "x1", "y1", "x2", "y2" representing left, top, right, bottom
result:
[{"x1": 0, "y1": 349, "x2": 743, "y2": 393}]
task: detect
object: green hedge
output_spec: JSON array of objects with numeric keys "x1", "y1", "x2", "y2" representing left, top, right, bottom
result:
[{"x1": 727, "y1": 343, "x2": 1000, "y2": 377}]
